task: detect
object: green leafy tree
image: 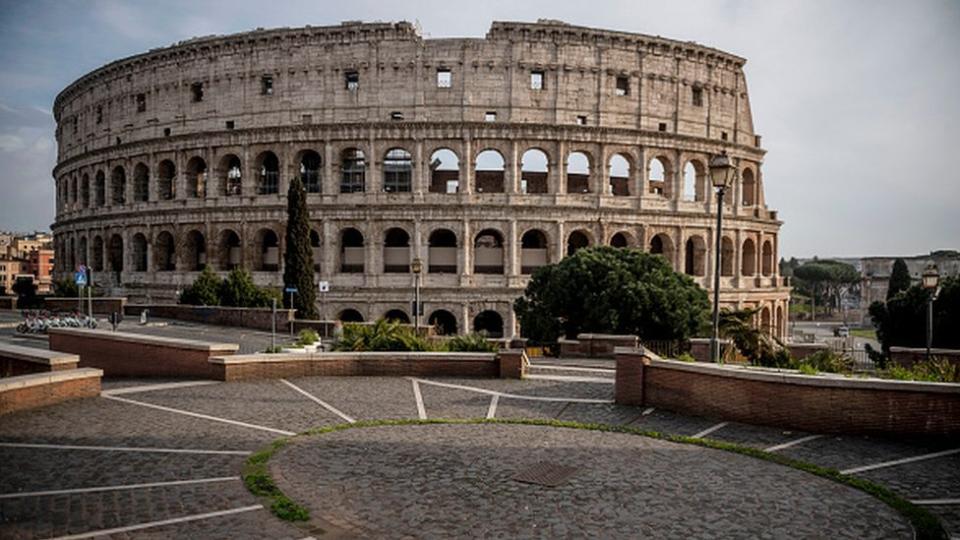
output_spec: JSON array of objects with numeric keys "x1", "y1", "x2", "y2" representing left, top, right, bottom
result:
[
  {"x1": 219, "y1": 268, "x2": 278, "y2": 308},
  {"x1": 179, "y1": 266, "x2": 222, "y2": 306},
  {"x1": 886, "y1": 258, "x2": 911, "y2": 300},
  {"x1": 52, "y1": 278, "x2": 79, "y2": 298},
  {"x1": 870, "y1": 277, "x2": 960, "y2": 358},
  {"x1": 717, "y1": 308, "x2": 791, "y2": 367},
  {"x1": 792, "y1": 259, "x2": 860, "y2": 318},
  {"x1": 12, "y1": 277, "x2": 41, "y2": 309},
  {"x1": 514, "y1": 246, "x2": 710, "y2": 343},
  {"x1": 282, "y1": 176, "x2": 318, "y2": 319}
]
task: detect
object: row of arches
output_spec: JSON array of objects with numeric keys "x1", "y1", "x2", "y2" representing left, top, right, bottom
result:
[{"x1": 57, "y1": 146, "x2": 761, "y2": 210}]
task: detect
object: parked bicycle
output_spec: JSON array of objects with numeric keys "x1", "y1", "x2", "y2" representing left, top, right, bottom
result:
[{"x1": 16, "y1": 310, "x2": 98, "y2": 334}]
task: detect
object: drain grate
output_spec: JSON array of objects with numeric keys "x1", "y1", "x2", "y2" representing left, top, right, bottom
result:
[{"x1": 511, "y1": 461, "x2": 579, "y2": 487}]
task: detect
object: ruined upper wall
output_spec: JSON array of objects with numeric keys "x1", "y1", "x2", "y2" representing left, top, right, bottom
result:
[{"x1": 53, "y1": 20, "x2": 758, "y2": 163}]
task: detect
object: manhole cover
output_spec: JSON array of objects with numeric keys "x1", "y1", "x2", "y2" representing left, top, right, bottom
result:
[{"x1": 511, "y1": 462, "x2": 579, "y2": 487}]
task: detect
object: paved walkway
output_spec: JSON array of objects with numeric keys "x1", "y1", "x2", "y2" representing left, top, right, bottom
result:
[{"x1": 0, "y1": 363, "x2": 958, "y2": 538}]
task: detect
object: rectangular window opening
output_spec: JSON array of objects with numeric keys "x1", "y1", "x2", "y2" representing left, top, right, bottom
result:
[
  {"x1": 136, "y1": 93, "x2": 146, "y2": 113},
  {"x1": 615, "y1": 76, "x2": 629, "y2": 96},
  {"x1": 261, "y1": 76, "x2": 274, "y2": 95},
  {"x1": 436, "y1": 69, "x2": 452, "y2": 88},
  {"x1": 721, "y1": 131, "x2": 729, "y2": 141},
  {"x1": 225, "y1": 120, "x2": 235, "y2": 130},
  {"x1": 484, "y1": 111, "x2": 497, "y2": 122},
  {"x1": 390, "y1": 111, "x2": 404, "y2": 121},
  {"x1": 576, "y1": 115, "x2": 587, "y2": 126},
  {"x1": 163, "y1": 128, "x2": 171, "y2": 137},
  {"x1": 658, "y1": 122, "x2": 668, "y2": 132},
  {"x1": 191, "y1": 82, "x2": 204, "y2": 102},
  {"x1": 531, "y1": 70, "x2": 545, "y2": 90},
  {"x1": 692, "y1": 86, "x2": 703, "y2": 107},
  {"x1": 345, "y1": 71, "x2": 359, "y2": 91},
  {"x1": 96, "y1": 106, "x2": 103, "y2": 124}
]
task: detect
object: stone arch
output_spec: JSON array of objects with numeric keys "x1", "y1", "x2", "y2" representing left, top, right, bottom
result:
[
  {"x1": 384, "y1": 309, "x2": 410, "y2": 323},
  {"x1": 649, "y1": 233, "x2": 675, "y2": 266},
  {"x1": 110, "y1": 166, "x2": 126, "y2": 204},
  {"x1": 80, "y1": 174, "x2": 90, "y2": 207},
  {"x1": 157, "y1": 160, "x2": 176, "y2": 200},
  {"x1": 473, "y1": 310, "x2": 504, "y2": 338},
  {"x1": 610, "y1": 231, "x2": 632, "y2": 248},
  {"x1": 775, "y1": 305, "x2": 784, "y2": 339},
  {"x1": 297, "y1": 149, "x2": 322, "y2": 193},
  {"x1": 95, "y1": 170, "x2": 106, "y2": 206},
  {"x1": 78, "y1": 236, "x2": 88, "y2": 268},
  {"x1": 184, "y1": 230, "x2": 206, "y2": 271},
  {"x1": 338, "y1": 308, "x2": 364, "y2": 322},
  {"x1": 566, "y1": 230, "x2": 591, "y2": 256},
  {"x1": 155, "y1": 231, "x2": 176, "y2": 271},
  {"x1": 255, "y1": 151, "x2": 280, "y2": 195},
  {"x1": 69, "y1": 177, "x2": 77, "y2": 206},
  {"x1": 721, "y1": 236, "x2": 735, "y2": 276},
  {"x1": 566, "y1": 151, "x2": 591, "y2": 194},
  {"x1": 428, "y1": 309, "x2": 458, "y2": 335},
  {"x1": 254, "y1": 228, "x2": 280, "y2": 271},
  {"x1": 217, "y1": 229, "x2": 242, "y2": 270},
  {"x1": 608, "y1": 153, "x2": 631, "y2": 196},
  {"x1": 473, "y1": 229, "x2": 504, "y2": 274},
  {"x1": 340, "y1": 227, "x2": 365, "y2": 273},
  {"x1": 520, "y1": 148, "x2": 549, "y2": 194},
  {"x1": 742, "y1": 168, "x2": 756, "y2": 206},
  {"x1": 133, "y1": 163, "x2": 149, "y2": 202},
  {"x1": 742, "y1": 238, "x2": 757, "y2": 277},
  {"x1": 340, "y1": 148, "x2": 366, "y2": 193},
  {"x1": 107, "y1": 234, "x2": 123, "y2": 273},
  {"x1": 309, "y1": 230, "x2": 322, "y2": 271},
  {"x1": 92, "y1": 236, "x2": 104, "y2": 272},
  {"x1": 760, "y1": 306, "x2": 772, "y2": 336},
  {"x1": 684, "y1": 235, "x2": 707, "y2": 276},
  {"x1": 131, "y1": 233, "x2": 147, "y2": 272},
  {"x1": 682, "y1": 159, "x2": 707, "y2": 202},
  {"x1": 383, "y1": 148, "x2": 413, "y2": 193},
  {"x1": 762, "y1": 240, "x2": 774, "y2": 277},
  {"x1": 218, "y1": 154, "x2": 243, "y2": 196},
  {"x1": 67, "y1": 237, "x2": 75, "y2": 270},
  {"x1": 475, "y1": 149, "x2": 505, "y2": 194},
  {"x1": 647, "y1": 155, "x2": 673, "y2": 198},
  {"x1": 428, "y1": 228, "x2": 457, "y2": 273},
  {"x1": 383, "y1": 227, "x2": 411, "y2": 273},
  {"x1": 521, "y1": 229, "x2": 549, "y2": 274},
  {"x1": 186, "y1": 156, "x2": 207, "y2": 198},
  {"x1": 428, "y1": 148, "x2": 460, "y2": 193}
]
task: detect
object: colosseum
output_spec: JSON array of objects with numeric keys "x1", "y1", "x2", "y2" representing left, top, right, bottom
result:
[{"x1": 51, "y1": 19, "x2": 790, "y2": 339}]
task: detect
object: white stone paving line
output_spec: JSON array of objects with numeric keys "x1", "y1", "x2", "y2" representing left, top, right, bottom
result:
[
  {"x1": 279, "y1": 379, "x2": 356, "y2": 424},
  {"x1": 765, "y1": 435, "x2": 823, "y2": 453},
  {"x1": 102, "y1": 394, "x2": 295, "y2": 436},
  {"x1": 525, "y1": 374, "x2": 614, "y2": 384},
  {"x1": 0, "y1": 442, "x2": 250, "y2": 456},
  {"x1": 102, "y1": 380, "x2": 220, "y2": 396},
  {"x1": 528, "y1": 364, "x2": 615, "y2": 374},
  {"x1": 910, "y1": 498, "x2": 960, "y2": 506},
  {"x1": 486, "y1": 395, "x2": 500, "y2": 419},
  {"x1": 45, "y1": 504, "x2": 264, "y2": 540},
  {"x1": 0, "y1": 476, "x2": 239, "y2": 499},
  {"x1": 692, "y1": 422, "x2": 729, "y2": 439},
  {"x1": 841, "y1": 447, "x2": 960, "y2": 475},
  {"x1": 412, "y1": 379, "x2": 427, "y2": 419},
  {"x1": 409, "y1": 377, "x2": 613, "y2": 404}
]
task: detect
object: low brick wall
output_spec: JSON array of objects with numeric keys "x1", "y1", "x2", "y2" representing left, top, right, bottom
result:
[
  {"x1": 688, "y1": 338, "x2": 736, "y2": 363},
  {"x1": 0, "y1": 343, "x2": 79, "y2": 377},
  {"x1": 615, "y1": 348, "x2": 960, "y2": 437},
  {"x1": 0, "y1": 368, "x2": 102, "y2": 415},
  {"x1": 0, "y1": 296, "x2": 16, "y2": 310},
  {"x1": 124, "y1": 304, "x2": 295, "y2": 331},
  {"x1": 48, "y1": 328, "x2": 238, "y2": 379},
  {"x1": 210, "y1": 349, "x2": 528, "y2": 382},
  {"x1": 890, "y1": 347, "x2": 960, "y2": 368},
  {"x1": 787, "y1": 342, "x2": 830, "y2": 361},
  {"x1": 45, "y1": 297, "x2": 126, "y2": 315},
  {"x1": 559, "y1": 334, "x2": 638, "y2": 358}
]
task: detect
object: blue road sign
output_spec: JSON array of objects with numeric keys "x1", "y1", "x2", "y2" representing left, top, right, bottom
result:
[
  {"x1": 284, "y1": 287, "x2": 298, "y2": 294},
  {"x1": 74, "y1": 271, "x2": 87, "y2": 286}
]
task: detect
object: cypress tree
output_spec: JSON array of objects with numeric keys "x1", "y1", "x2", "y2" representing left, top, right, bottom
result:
[
  {"x1": 283, "y1": 176, "x2": 318, "y2": 318},
  {"x1": 886, "y1": 258, "x2": 911, "y2": 300}
]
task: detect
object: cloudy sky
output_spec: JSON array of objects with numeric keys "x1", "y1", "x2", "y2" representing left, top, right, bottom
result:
[{"x1": 0, "y1": 0, "x2": 957, "y2": 258}]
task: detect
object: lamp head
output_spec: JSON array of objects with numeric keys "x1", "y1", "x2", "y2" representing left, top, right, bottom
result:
[
  {"x1": 709, "y1": 151, "x2": 735, "y2": 190},
  {"x1": 922, "y1": 264, "x2": 940, "y2": 290}
]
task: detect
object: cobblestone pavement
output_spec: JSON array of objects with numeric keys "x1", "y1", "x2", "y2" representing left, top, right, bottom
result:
[{"x1": 0, "y1": 358, "x2": 957, "y2": 538}]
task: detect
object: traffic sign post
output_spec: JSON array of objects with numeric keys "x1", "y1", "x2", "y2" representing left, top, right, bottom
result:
[
  {"x1": 318, "y1": 281, "x2": 330, "y2": 330},
  {"x1": 75, "y1": 265, "x2": 88, "y2": 313},
  {"x1": 284, "y1": 287, "x2": 298, "y2": 337}
]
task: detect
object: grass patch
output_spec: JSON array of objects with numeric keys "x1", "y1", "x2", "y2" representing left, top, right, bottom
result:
[
  {"x1": 850, "y1": 328, "x2": 877, "y2": 340},
  {"x1": 245, "y1": 418, "x2": 947, "y2": 539}
]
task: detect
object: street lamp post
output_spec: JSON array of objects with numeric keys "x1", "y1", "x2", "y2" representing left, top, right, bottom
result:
[
  {"x1": 708, "y1": 152, "x2": 736, "y2": 363},
  {"x1": 411, "y1": 258, "x2": 423, "y2": 333},
  {"x1": 921, "y1": 264, "x2": 940, "y2": 362}
]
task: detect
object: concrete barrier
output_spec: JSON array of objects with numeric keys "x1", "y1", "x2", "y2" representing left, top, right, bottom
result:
[
  {"x1": 0, "y1": 368, "x2": 102, "y2": 415},
  {"x1": 0, "y1": 343, "x2": 79, "y2": 377},
  {"x1": 615, "y1": 347, "x2": 960, "y2": 437},
  {"x1": 48, "y1": 328, "x2": 238, "y2": 378},
  {"x1": 559, "y1": 334, "x2": 639, "y2": 358},
  {"x1": 124, "y1": 304, "x2": 294, "y2": 331}
]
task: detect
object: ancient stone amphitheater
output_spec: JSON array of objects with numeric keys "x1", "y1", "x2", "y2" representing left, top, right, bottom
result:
[{"x1": 51, "y1": 20, "x2": 790, "y2": 338}]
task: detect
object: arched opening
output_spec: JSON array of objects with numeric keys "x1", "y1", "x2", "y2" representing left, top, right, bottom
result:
[
  {"x1": 309, "y1": 230, "x2": 321, "y2": 271},
  {"x1": 682, "y1": 160, "x2": 706, "y2": 202},
  {"x1": 742, "y1": 168, "x2": 756, "y2": 206},
  {"x1": 111, "y1": 165, "x2": 124, "y2": 204},
  {"x1": 383, "y1": 228, "x2": 411, "y2": 273},
  {"x1": 218, "y1": 230, "x2": 242, "y2": 270},
  {"x1": 473, "y1": 310, "x2": 504, "y2": 338},
  {"x1": 647, "y1": 157, "x2": 672, "y2": 198},
  {"x1": 760, "y1": 306, "x2": 772, "y2": 336},
  {"x1": 255, "y1": 228, "x2": 280, "y2": 271},
  {"x1": 473, "y1": 229, "x2": 504, "y2": 274},
  {"x1": 775, "y1": 305, "x2": 784, "y2": 339},
  {"x1": 429, "y1": 149, "x2": 460, "y2": 193},
  {"x1": 566, "y1": 230, "x2": 590, "y2": 256},
  {"x1": 69, "y1": 178, "x2": 77, "y2": 207},
  {"x1": 92, "y1": 236, "x2": 104, "y2": 272},
  {"x1": 649, "y1": 233, "x2": 675, "y2": 267},
  {"x1": 610, "y1": 232, "x2": 630, "y2": 248},
  {"x1": 131, "y1": 234, "x2": 147, "y2": 272},
  {"x1": 428, "y1": 229, "x2": 457, "y2": 273},
  {"x1": 338, "y1": 309, "x2": 364, "y2": 323},
  {"x1": 608, "y1": 154, "x2": 631, "y2": 196},
  {"x1": 520, "y1": 229, "x2": 548, "y2": 274},
  {"x1": 429, "y1": 310, "x2": 458, "y2": 335},
  {"x1": 520, "y1": 148, "x2": 549, "y2": 194},
  {"x1": 384, "y1": 309, "x2": 410, "y2": 323},
  {"x1": 684, "y1": 236, "x2": 707, "y2": 276},
  {"x1": 721, "y1": 237, "x2": 734, "y2": 277},
  {"x1": 133, "y1": 163, "x2": 149, "y2": 202},
  {"x1": 158, "y1": 160, "x2": 176, "y2": 200},
  {"x1": 742, "y1": 238, "x2": 757, "y2": 277},
  {"x1": 155, "y1": 231, "x2": 176, "y2": 271},
  {"x1": 762, "y1": 240, "x2": 774, "y2": 277},
  {"x1": 340, "y1": 228, "x2": 364, "y2": 273},
  {"x1": 219, "y1": 154, "x2": 242, "y2": 196},
  {"x1": 186, "y1": 156, "x2": 207, "y2": 198},
  {"x1": 80, "y1": 174, "x2": 90, "y2": 207},
  {"x1": 78, "y1": 237, "x2": 87, "y2": 268},
  {"x1": 95, "y1": 171, "x2": 106, "y2": 206},
  {"x1": 107, "y1": 234, "x2": 123, "y2": 274},
  {"x1": 566, "y1": 151, "x2": 591, "y2": 194},
  {"x1": 184, "y1": 230, "x2": 206, "y2": 271},
  {"x1": 340, "y1": 148, "x2": 366, "y2": 193},
  {"x1": 256, "y1": 151, "x2": 280, "y2": 195},
  {"x1": 383, "y1": 148, "x2": 413, "y2": 193},
  {"x1": 299, "y1": 150, "x2": 322, "y2": 193},
  {"x1": 475, "y1": 149, "x2": 505, "y2": 193},
  {"x1": 65, "y1": 238, "x2": 74, "y2": 270}
]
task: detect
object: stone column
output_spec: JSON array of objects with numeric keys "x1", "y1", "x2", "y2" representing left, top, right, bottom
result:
[
  {"x1": 555, "y1": 140, "x2": 567, "y2": 194},
  {"x1": 507, "y1": 220, "x2": 519, "y2": 276},
  {"x1": 460, "y1": 219, "x2": 473, "y2": 276},
  {"x1": 324, "y1": 142, "x2": 335, "y2": 195},
  {"x1": 462, "y1": 138, "x2": 474, "y2": 195},
  {"x1": 507, "y1": 141, "x2": 520, "y2": 194}
]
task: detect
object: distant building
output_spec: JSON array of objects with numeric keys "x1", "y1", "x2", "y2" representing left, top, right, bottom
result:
[
  {"x1": 0, "y1": 231, "x2": 55, "y2": 294},
  {"x1": 860, "y1": 251, "x2": 960, "y2": 308},
  {"x1": 28, "y1": 249, "x2": 55, "y2": 293},
  {"x1": 0, "y1": 256, "x2": 30, "y2": 295}
]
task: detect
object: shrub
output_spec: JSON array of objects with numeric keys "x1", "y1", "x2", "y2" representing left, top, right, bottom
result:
[
  {"x1": 446, "y1": 333, "x2": 498, "y2": 352},
  {"x1": 676, "y1": 352, "x2": 696, "y2": 363},
  {"x1": 219, "y1": 268, "x2": 280, "y2": 308},
  {"x1": 297, "y1": 329, "x2": 319, "y2": 346},
  {"x1": 333, "y1": 319, "x2": 433, "y2": 352},
  {"x1": 797, "y1": 363, "x2": 818, "y2": 376},
  {"x1": 882, "y1": 358, "x2": 959, "y2": 383},
  {"x1": 263, "y1": 345, "x2": 284, "y2": 354},
  {"x1": 798, "y1": 349, "x2": 853, "y2": 374},
  {"x1": 52, "y1": 278, "x2": 79, "y2": 298},
  {"x1": 179, "y1": 266, "x2": 222, "y2": 306}
]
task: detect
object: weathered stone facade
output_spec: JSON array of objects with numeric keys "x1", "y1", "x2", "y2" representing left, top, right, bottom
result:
[{"x1": 51, "y1": 20, "x2": 790, "y2": 338}]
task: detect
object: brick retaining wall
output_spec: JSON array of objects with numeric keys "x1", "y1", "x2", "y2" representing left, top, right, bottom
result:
[
  {"x1": 0, "y1": 368, "x2": 102, "y2": 415},
  {"x1": 559, "y1": 334, "x2": 638, "y2": 358},
  {"x1": 615, "y1": 348, "x2": 960, "y2": 437},
  {"x1": 0, "y1": 343, "x2": 79, "y2": 377},
  {"x1": 45, "y1": 297, "x2": 126, "y2": 315},
  {"x1": 124, "y1": 304, "x2": 295, "y2": 331},
  {"x1": 890, "y1": 347, "x2": 960, "y2": 368}
]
